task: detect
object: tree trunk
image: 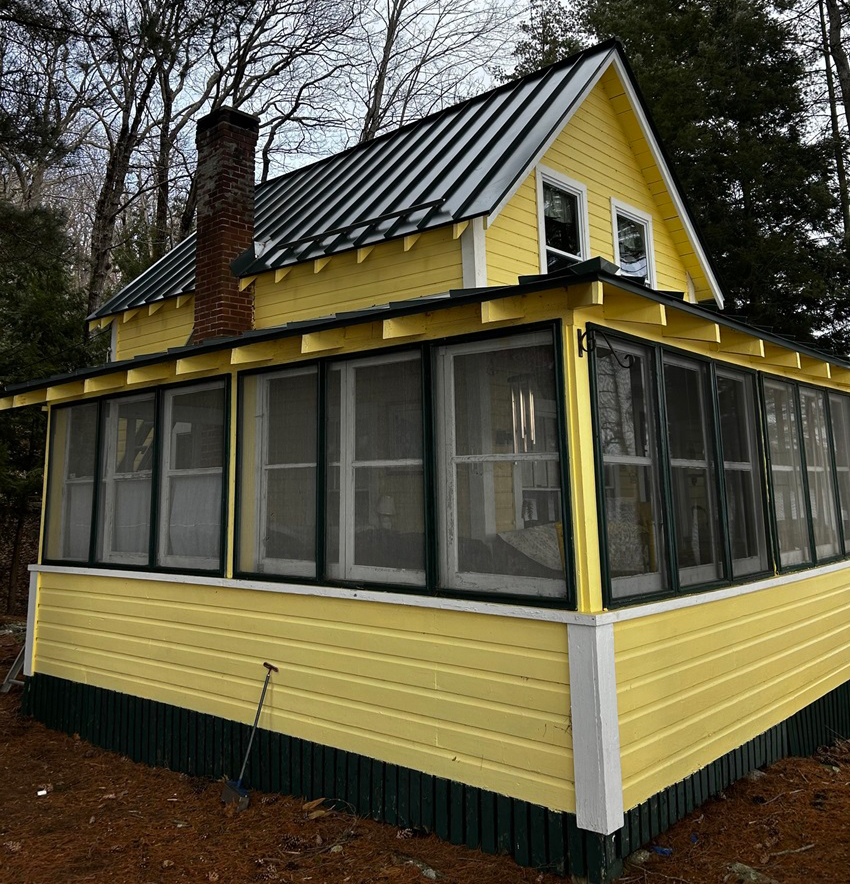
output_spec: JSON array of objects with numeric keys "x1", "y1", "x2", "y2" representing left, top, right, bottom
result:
[
  {"x1": 820, "y1": 0, "x2": 850, "y2": 246},
  {"x1": 6, "y1": 505, "x2": 26, "y2": 615},
  {"x1": 826, "y1": 0, "x2": 850, "y2": 134},
  {"x1": 153, "y1": 80, "x2": 174, "y2": 261},
  {"x1": 179, "y1": 173, "x2": 197, "y2": 241}
]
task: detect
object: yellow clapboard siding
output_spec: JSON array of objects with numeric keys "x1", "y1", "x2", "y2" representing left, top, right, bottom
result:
[
  {"x1": 34, "y1": 570, "x2": 573, "y2": 811},
  {"x1": 253, "y1": 226, "x2": 463, "y2": 329},
  {"x1": 116, "y1": 299, "x2": 194, "y2": 360},
  {"x1": 616, "y1": 567, "x2": 850, "y2": 810},
  {"x1": 487, "y1": 74, "x2": 703, "y2": 296}
]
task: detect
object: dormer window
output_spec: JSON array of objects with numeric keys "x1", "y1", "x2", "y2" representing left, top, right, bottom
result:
[
  {"x1": 536, "y1": 166, "x2": 589, "y2": 273},
  {"x1": 611, "y1": 199, "x2": 655, "y2": 287}
]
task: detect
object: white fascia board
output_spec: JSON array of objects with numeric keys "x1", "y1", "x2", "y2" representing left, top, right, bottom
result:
[
  {"x1": 485, "y1": 49, "x2": 616, "y2": 229},
  {"x1": 608, "y1": 54, "x2": 725, "y2": 309}
]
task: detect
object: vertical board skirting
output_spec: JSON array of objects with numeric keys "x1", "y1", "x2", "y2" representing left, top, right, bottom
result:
[{"x1": 19, "y1": 675, "x2": 850, "y2": 883}]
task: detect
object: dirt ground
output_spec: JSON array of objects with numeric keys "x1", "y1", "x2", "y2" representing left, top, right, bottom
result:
[{"x1": 1, "y1": 624, "x2": 849, "y2": 884}]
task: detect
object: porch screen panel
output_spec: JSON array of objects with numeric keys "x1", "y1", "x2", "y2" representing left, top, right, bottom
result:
[
  {"x1": 157, "y1": 382, "x2": 226, "y2": 570},
  {"x1": 594, "y1": 339, "x2": 667, "y2": 599},
  {"x1": 763, "y1": 379, "x2": 811, "y2": 568},
  {"x1": 45, "y1": 402, "x2": 98, "y2": 561},
  {"x1": 716, "y1": 370, "x2": 769, "y2": 576},
  {"x1": 829, "y1": 393, "x2": 850, "y2": 546},
  {"x1": 438, "y1": 331, "x2": 566, "y2": 597},
  {"x1": 326, "y1": 354, "x2": 425, "y2": 585},
  {"x1": 663, "y1": 356, "x2": 724, "y2": 586},
  {"x1": 97, "y1": 394, "x2": 155, "y2": 565},
  {"x1": 800, "y1": 388, "x2": 840, "y2": 559},
  {"x1": 239, "y1": 369, "x2": 317, "y2": 576}
]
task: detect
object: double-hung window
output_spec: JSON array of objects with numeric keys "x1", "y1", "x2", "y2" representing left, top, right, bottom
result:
[
  {"x1": 239, "y1": 367, "x2": 317, "y2": 577},
  {"x1": 44, "y1": 402, "x2": 99, "y2": 562},
  {"x1": 97, "y1": 394, "x2": 155, "y2": 565},
  {"x1": 715, "y1": 369, "x2": 769, "y2": 577},
  {"x1": 611, "y1": 199, "x2": 655, "y2": 287},
  {"x1": 157, "y1": 382, "x2": 227, "y2": 570},
  {"x1": 537, "y1": 167, "x2": 588, "y2": 273},
  {"x1": 437, "y1": 330, "x2": 566, "y2": 597},
  {"x1": 662, "y1": 356, "x2": 724, "y2": 586},
  {"x1": 762, "y1": 379, "x2": 811, "y2": 568},
  {"x1": 800, "y1": 388, "x2": 840, "y2": 560},
  {"x1": 326, "y1": 352, "x2": 425, "y2": 585},
  {"x1": 594, "y1": 338, "x2": 667, "y2": 599},
  {"x1": 828, "y1": 393, "x2": 850, "y2": 547}
]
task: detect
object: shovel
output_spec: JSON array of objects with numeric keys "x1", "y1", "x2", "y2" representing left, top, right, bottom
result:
[{"x1": 221, "y1": 661, "x2": 279, "y2": 811}]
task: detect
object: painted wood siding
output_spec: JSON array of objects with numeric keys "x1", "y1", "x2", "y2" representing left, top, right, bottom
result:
[
  {"x1": 486, "y1": 76, "x2": 689, "y2": 295},
  {"x1": 615, "y1": 566, "x2": 850, "y2": 811},
  {"x1": 32, "y1": 570, "x2": 574, "y2": 811},
  {"x1": 115, "y1": 300, "x2": 194, "y2": 361},
  {"x1": 253, "y1": 227, "x2": 464, "y2": 330}
]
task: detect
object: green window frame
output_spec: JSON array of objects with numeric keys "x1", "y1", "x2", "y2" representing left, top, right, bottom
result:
[
  {"x1": 234, "y1": 323, "x2": 574, "y2": 608},
  {"x1": 589, "y1": 326, "x2": 773, "y2": 606},
  {"x1": 42, "y1": 376, "x2": 230, "y2": 576}
]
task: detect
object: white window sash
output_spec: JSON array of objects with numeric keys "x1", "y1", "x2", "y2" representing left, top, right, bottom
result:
[
  {"x1": 536, "y1": 165, "x2": 590, "y2": 273},
  {"x1": 610, "y1": 197, "x2": 656, "y2": 288},
  {"x1": 158, "y1": 382, "x2": 224, "y2": 571}
]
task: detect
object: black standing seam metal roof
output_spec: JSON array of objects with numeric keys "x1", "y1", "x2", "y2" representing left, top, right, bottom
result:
[
  {"x1": 10, "y1": 258, "x2": 849, "y2": 399},
  {"x1": 90, "y1": 40, "x2": 621, "y2": 320}
]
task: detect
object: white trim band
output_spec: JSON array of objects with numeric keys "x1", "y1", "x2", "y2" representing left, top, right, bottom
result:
[
  {"x1": 29, "y1": 556, "x2": 850, "y2": 626},
  {"x1": 25, "y1": 569, "x2": 37, "y2": 676}
]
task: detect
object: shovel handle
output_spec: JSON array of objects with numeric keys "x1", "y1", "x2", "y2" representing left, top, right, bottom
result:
[{"x1": 263, "y1": 662, "x2": 279, "y2": 673}]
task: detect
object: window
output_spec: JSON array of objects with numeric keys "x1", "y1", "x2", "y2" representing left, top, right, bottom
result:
[
  {"x1": 157, "y1": 382, "x2": 226, "y2": 570},
  {"x1": 97, "y1": 394, "x2": 155, "y2": 565},
  {"x1": 716, "y1": 370, "x2": 769, "y2": 577},
  {"x1": 611, "y1": 199, "x2": 655, "y2": 287},
  {"x1": 239, "y1": 368, "x2": 317, "y2": 577},
  {"x1": 763, "y1": 379, "x2": 811, "y2": 568},
  {"x1": 800, "y1": 388, "x2": 841, "y2": 560},
  {"x1": 663, "y1": 356, "x2": 724, "y2": 586},
  {"x1": 326, "y1": 353, "x2": 425, "y2": 585},
  {"x1": 594, "y1": 339, "x2": 668, "y2": 599},
  {"x1": 437, "y1": 331, "x2": 566, "y2": 597},
  {"x1": 537, "y1": 167, "x2": 588, "y2": 273},
  {"x1": 44, "y1": 402, "x2": 99, "y2": 562},
  {"x1": 829, "y1": 393, "x2": 850, "y2": 547}
]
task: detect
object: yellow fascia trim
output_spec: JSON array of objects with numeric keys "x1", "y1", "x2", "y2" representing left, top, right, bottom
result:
[
  {"x1": 382, "y1": 315, "x2": 426, "y2": 339},
  {"x1": 603, "y1": 292, "x2": 666, "y2": 327},
  {"x1": 799, "y1": 356, "x2": 831, "y2": 380},
  {"x1": 718, "y1": 328, "x2": 765, "y2": 358},
  {"x1": 13, "y1": 389, "x2": 47, "y2": 408},
  {"x1": 481, "y1": 296, "x2": 525, "y2": 324},
  {"x1": 175, "y1": 353, "x2": 225, "y2": 375},
  {"x1": 662, "y1": 312, "x2": 720, "y2": 344},
  {"x1": 46, "y1": 381, "x2": 86, "y2": 403},
  {"x1": 302, "y1": 328, "x2": 345, "y2": 354},
  {"x1": 127, "y1": 363, "x2": 175, "y2": 386},
  {"x1": 762, "y1": 344, "x2": 801, "y2": 371},
  {"x1": 231, "y1": 342, "x2": 280, "y2": 365},
  {"x1": 0, "y1": 397, "x2": 13, "y2": 411},
  {"x1": 83, "y1": 373, "x2": 127, "y2": 394}
]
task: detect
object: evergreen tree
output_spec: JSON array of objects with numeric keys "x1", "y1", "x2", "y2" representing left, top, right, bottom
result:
[
  {"x1": 577, "y1": 0, "x2": 850, "y2": 349},
  {"x1": 500, "y1": 0, "x2": 584, "y2": 80}
]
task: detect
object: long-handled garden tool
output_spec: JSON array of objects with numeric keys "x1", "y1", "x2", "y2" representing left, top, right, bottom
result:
[{"x1": 221, "y1": 661, "x2": 279, "y2": 810}]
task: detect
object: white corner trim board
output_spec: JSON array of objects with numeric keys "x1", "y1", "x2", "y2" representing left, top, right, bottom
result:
[
  {"x1": 29, "y1": 556, "x2": 850, "y2": 627},
  {"x1": 460, "y1": 216, "x2": 487, "y2": 288},
  {"x1": 568, "y1": 621, "x2": 624, "y2": 834}
]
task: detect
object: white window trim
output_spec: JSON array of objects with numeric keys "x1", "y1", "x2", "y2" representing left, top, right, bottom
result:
[
  {"x1": 610, "y1": 197, "x2": 656, "y2": 288},
  {"x1": 536, "y1": 165, "x2": 590, "y2": 274},
  {"x1": 253, "y1": 367, "x2": 317, "y2": 578},
  {"x1": 327, "y1": 351, "x2": 426, "y2": 587},
  {"x1": 436, "y1": 330, "x2": 568, "y2": 598},
  {"x1": 99, "y1": 393, "x2": 154, "y2": 567},
  {"x1": 157, "y1": 381, "x2": 225, "y2": 571}
]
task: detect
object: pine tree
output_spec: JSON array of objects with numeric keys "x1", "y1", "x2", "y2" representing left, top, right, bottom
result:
[
  {"x1": 576, "y1": 0, "x2": 850, "y2": 349},
  {"x1": 500, "y1": 0, "x2": 584, "y2": 80}
]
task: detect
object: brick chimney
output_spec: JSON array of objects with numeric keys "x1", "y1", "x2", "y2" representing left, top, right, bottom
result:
[{"x1": 192, "y1": 106, "x2": 260, "y2": 343}]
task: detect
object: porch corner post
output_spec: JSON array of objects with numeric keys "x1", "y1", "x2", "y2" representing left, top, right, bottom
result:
[
  {"x1": 24, "y1": 567, "x2": 38, "y2": 676},
  {"x1": 568, "y1": 620, "x2": 624, "y2": 835}
]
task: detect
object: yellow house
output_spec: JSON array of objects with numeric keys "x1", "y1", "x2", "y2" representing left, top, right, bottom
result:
[{"x1": 6, "y1": 39, "x2": 850, "y2": 882}]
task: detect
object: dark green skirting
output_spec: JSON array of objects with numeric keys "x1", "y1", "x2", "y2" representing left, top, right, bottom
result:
[{"x1": 20, "y1": 674, "x2": 850, "y2": 883}]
